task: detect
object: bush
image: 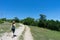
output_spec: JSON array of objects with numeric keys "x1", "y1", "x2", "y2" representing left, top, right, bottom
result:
[
  {"x1": 0, "y1": 20, "x2": 4, "y2": 24},
  {"x1": 21, "y1": 17, "x2": 37, "y2": 26}
]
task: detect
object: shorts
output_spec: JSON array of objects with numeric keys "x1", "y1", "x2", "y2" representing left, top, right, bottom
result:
[{"x1": 11, "y1": 26, "x2": 15, "y2": 33}]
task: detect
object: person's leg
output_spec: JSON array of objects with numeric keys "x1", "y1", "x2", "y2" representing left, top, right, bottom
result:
[{"x1": 13, "y1": 29, "x2": 15, "y2": 36}]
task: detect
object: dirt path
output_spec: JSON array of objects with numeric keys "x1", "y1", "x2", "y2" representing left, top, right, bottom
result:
[
  {"x1": 24, "y1": 26, "x2": 33, "y2": 40},
  {"x1": 0, "y1": 24, "x2": 33, "y2": 40},
  {"x1": 0, "y1": 24, "x2": 25, "y2": 40}
]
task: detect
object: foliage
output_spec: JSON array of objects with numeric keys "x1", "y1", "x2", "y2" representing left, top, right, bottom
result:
[
  {"x1": 20, "y1": 14, "x2": 60, "y2": 31},
  {"x1": 1, "y1": 14, "x2": 60, "y2": 31},
  {"x1": 21, "y1": 17, "x2": 37, "y2": 26},
  {"x1": 38, "y1": 14, "x2": 60, "y2": 31},
  {"x1": 0, "y1": 19, "x2": 4, "y2": 24},
  {"x1": 1, "y1": 18, "x2": 6, "y2": 21},
  {"x1": 13, "y1": 17, "x2": 20, "y2": 23}
]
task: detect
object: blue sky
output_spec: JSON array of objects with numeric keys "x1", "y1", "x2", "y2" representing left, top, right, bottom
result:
[{"x1": 0, "y1": 0, "x2": 60, "y2": 20}]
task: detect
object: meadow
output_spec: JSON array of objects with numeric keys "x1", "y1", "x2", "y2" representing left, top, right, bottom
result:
[{"x1": 30, "y1": 26, "x2": 60, "y2": 40}]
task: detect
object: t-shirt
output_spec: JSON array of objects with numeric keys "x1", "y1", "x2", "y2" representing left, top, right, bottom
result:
[{"x1": 12, "y1": 24, "x2": 16, "y2": 29}]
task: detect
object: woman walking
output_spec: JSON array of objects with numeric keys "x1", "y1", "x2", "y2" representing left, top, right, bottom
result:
[{"x1": 11, "y1": 21, "x2": 16, "y2": 37}]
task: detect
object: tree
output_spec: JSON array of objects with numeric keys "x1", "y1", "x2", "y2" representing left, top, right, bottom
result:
[
  {"x1": 22, "y1": 17, "x2": 35, "y2": 25},
  {"x1": 38, "y1": 14, "x2": 46, "y2": 27},
  {"x1": 40, "y1": 14, "x2": 46, "y2": 21},
  {"x1": 0, "y1": 18, "x2": 6, "y2": 23},
  {"x1": 6, "y1": 19, "x2": 12, "y2": 23},
  {"x1": 1, "y1": 18, "x2": 6, "y2": 21},
  {"x1": 13, "y1": 17, "x2": 20, "y2": 23}
]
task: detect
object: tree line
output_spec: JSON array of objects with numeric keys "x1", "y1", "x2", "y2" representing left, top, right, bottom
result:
[{"x1": 0, "y1": 14, "x2": 60, "y2": 31}]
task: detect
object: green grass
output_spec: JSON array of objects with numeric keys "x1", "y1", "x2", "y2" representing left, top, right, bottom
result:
[
  {"x1": 30, "y1": 26, "x2": 60, "y2": 40},
  {"x1": 0, "y1": 22, "x2": 20, "y2": 37}
]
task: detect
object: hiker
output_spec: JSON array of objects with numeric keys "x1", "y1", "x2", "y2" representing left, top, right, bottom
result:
[{"x1": 11, "y1": 21, "x2": 16, "y2": 36}]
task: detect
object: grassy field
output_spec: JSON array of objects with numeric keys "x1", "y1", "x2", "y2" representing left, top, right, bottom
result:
[
  {"x1": 0, "y1": 22, "x2": 19, "y2": 37},
  {"x1": 30, "y1": 26, "x2": 60, "y2": 40}
]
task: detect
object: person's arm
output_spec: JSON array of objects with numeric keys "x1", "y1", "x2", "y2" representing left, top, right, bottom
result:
[{"x1": 13, "y1": 24, "x2": 16, "y2": 27}]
